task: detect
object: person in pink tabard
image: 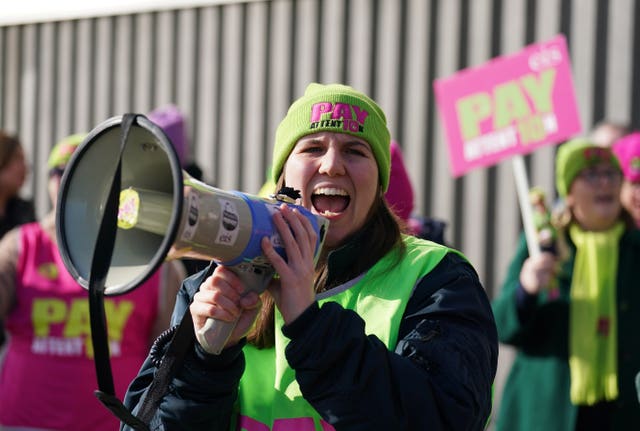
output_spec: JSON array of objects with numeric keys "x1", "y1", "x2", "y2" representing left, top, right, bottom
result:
[{"x1": 0, "y1": 134, "x2": 185, "y2": 431}]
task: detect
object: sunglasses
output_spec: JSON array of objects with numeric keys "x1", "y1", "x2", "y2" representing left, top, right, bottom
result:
[{"x1": 577, "y1": 168, "x2": 622, "y2": 185}]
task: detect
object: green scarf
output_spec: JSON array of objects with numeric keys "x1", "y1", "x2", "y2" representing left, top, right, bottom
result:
[{"x1": 568, "y1": 221, "x2": 625, "y2": 405}]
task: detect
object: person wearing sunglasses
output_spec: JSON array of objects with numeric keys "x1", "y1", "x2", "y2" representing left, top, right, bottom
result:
[{"x1": 492, "y1": 138, "x2": 640, "y2": 430}]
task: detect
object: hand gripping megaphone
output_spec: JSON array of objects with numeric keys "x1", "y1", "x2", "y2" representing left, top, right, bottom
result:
[{"x1": 56, "y1": 114, "x2": 329, "y2": 355}]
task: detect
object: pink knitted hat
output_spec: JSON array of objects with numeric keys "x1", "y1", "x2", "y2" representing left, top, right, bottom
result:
[
  {"x1": 384, "y1": 140, "x2": 414, "y2": 221},
  {"x1": 612, "y1": 132, "x2": 640, "y2": 182}
]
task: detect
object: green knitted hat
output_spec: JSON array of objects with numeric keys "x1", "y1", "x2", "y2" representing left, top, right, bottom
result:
[
  {"x1": 555, "y1": 138, "x2": 621, "y2": 197},
  {"x1": 47, "y1": 133, "x2": 86, "y2": 171},
  {"x1": 272, "y1": 83, "x2": 391, "y2": 191}
]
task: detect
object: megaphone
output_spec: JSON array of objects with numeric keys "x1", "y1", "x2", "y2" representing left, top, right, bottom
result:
[{"x1": 56, "y1": 114, "x2": 329, "y2": 354}]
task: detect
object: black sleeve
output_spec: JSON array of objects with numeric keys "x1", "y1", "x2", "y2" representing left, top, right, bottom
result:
[
  {"x1": 491, "y1": 233, "x2": 546, "y2": 345},
  {"x1": 283, "y1": 252, "x2": 498, "y2": 431},
  {"x1": 122, "y1": 263, "x2": 245, "y2": 431}
]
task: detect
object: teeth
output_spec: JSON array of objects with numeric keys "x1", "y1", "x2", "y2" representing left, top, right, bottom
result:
[
  {"x1": 319, "y1": 211, "x2": 340, "y2": 216},
  {"x1": 313, "y1": 187, "x2": 348, "y2": 196}
]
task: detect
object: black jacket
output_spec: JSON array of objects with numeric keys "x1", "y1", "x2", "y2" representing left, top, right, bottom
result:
[{"x1": 122, "y1": 240, "x2": 498, "y2": 431}]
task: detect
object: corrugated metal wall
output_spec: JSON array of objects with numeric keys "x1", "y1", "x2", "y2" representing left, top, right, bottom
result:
[
  {"x1": 2, "y1": 0, "x2": 639, "y2": 426},
  {"x1": 4, "y1": 0, "x2": 640, "y2": 298}
]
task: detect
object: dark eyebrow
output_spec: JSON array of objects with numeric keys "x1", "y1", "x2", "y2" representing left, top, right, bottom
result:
[
  {"x1": 297, "y1": 137, "x2": 323, "y2": 146},
  {"x1": 346, "y1": 140, "x2": 368, "y2": 146},
  {"x1": 345, "y1": 140, "x2": 373, "y2": 152}
]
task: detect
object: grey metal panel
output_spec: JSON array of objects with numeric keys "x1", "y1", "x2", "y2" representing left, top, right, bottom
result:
[
  {"x1": 292, "y1": 0, "x2": 319, "y2": 95},
  {"x1": 35, "y1": 23, "x2": 57, "y2": 215},
  {"x1": 530, "y1": 0, "x2": 562, "y2": 201},
  {"x1": 460, "y1": 0, "x2": 492, "y2": 284},
  {"x1": 605, "y1": 0, "x2": 634, "y2": 125},
  {"x1": 193, "y1": 7, "x2": 221, "y2": 186},
  {"x1": 494, "y1": 0, "x2": 527, "y2": 294},
  {"x1": 155, "y1": 11, "x2": 179, "y2": 106},
  {"x1": 265, "y1": 0, "x2": 294, "y2": 169},
  {"x1": 244, "y1": 1, "x2": 271, "y2": 193},
  {"x1": 347, "y1": 0, "x2": 375, "y2": 95},
  {"x1": 2, "y1": 26, "x2": 21, "y2": 132},
  {"x1": 217, "y1": 3, "x2": 244, "y2": 190},
  {"x1": 318, "y1": 0, "x2": 346, "y2": 84},
  {"x1": 56, "y1": 21, "x2": 76, "y2": 137},
  {"x1": 401, "y1": 0, "x2": 431, "y2": 217},
  {"x1": 375, "y1": 0, "x2": 403, "y2": 139},
  {"x1": 113, "y1": 16, "x2": 134, "y2": 114},
  {"x1": 132, "y1": 14, "x2": 155, "y2": 113},
  {"x1": 431, "y1": 0, "x2": 461, "y2": 247},
  {"x1": 175, "y1": 9, "x2": 199, "y2": 140},
  {"x1": 75, "y1": 19, "x2": 94, "y2": 133},
  {"x1": 93, "y1": 17, "x2": 115, "y2": 124},
  {"x1": 571, "y1": 0, "x2": 598, "y2": 131},
  {"x1": 19, "y1": 26, "x2": 39, "y2": 201}
]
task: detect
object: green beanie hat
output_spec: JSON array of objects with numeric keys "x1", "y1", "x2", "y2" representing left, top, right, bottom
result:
[
  {"x1": 47, "y1": 133, "x2": 86, "y2": 172},
  {"x1": 555, "y1": 138, "x2": 620, "y2": 197},
  {"x1": 272, "y1": 83, "x2": 391, "y2": 191}
]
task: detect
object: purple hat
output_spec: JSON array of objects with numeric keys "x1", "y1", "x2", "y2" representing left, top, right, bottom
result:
[
  {"x1": 385, "y1": 140, "x2": 414, "y2": 221},
  {"x1": 147, "y1": 105, "x2": 188, "y2": 167},
  {"x1": 612, "y1": 132, "x2": 640, "y2": 182}
]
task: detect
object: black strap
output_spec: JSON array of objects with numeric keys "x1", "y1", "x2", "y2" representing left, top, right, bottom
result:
[
  {"x1": 136, "y1": 264, "x2": 215, "y2": 423},
  {"x1": 137, "y1": 307, "x2": 196, "y2": 423},
  {"x1": 88, "y1": 114, "x2": 150, "y2": 430},
  {"x1": 87, "y1": 115, "x2": 205, "y2": 430}
]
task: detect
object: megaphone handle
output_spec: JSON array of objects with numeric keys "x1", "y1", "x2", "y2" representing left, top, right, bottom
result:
[
  {"x1": 195, "y1": 263, "x2": 274, "y2": 355},
  {"x1": 196, "y1": 316, "x2": 237, "y2": 356}
]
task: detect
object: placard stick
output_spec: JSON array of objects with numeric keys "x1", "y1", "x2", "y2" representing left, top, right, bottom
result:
[{"x1": 512, "y1": 155, "x2": 540, "y2": 258}]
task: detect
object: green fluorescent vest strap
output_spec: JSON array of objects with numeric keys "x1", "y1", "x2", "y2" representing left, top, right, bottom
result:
[{"x1": 236, "y1": 236, "x2": 457, "y2": 430}]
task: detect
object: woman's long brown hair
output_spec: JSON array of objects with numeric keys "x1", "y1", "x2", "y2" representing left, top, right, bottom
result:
[{"x1": 246, "y1": 176, "x2": 405, "y2": 348}]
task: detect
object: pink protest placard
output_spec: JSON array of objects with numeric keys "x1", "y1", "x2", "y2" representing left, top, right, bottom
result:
[{"x1": 434, "y1": 34, "x2": 581, "y2": 177}]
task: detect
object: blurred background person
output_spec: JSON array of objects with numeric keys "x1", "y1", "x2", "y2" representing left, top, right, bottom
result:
[
  {"x1": 590, "y1": 120, "x2": 631, "y2": 148},
  {"x1": 492, "y1": 138, "x2": 640, "y2": 430},
  {"x1": 0, "y1": 130, "x2": 36, "y2": 351},
  {"x1": 0, "y1": 133, "x2": 185, "y2": 431},
  {"x1": 0, "y1": 130, "x2": 35, "y2": 237},
  {"x1": 385, "y1": 140, "x2": 448, "y2": 245},
  {"x1": 612, "y1": 132, "x2": 640, "y2": 228}
]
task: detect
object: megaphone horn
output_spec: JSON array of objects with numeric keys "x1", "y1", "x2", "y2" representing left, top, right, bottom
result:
[{"x1": 56, "y1": 114, "x2": 329, "y2": 354}]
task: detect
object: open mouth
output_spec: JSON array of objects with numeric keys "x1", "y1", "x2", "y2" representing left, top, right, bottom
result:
[{"x1": 312, "y1": 187, "x2": 350, "y2": 216}]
